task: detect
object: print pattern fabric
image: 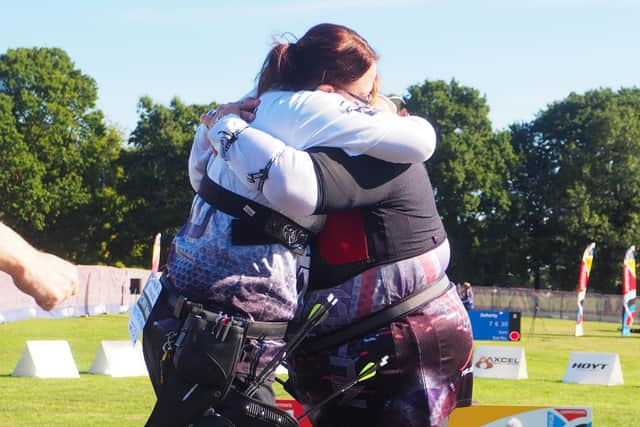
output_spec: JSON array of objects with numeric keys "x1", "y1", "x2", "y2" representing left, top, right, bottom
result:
[
  {"x1": 289, "y1": 285, "x2": 474, "y2": 427},
  {"x1": 166, "y1": 196, "x2": 298, "y2": 377},
  {"x1": 167, "y1": 196, "x2": 298, "y2": 322},
  {"x1": 295, "y1": 240, "x2": 450, "y2": 335}
]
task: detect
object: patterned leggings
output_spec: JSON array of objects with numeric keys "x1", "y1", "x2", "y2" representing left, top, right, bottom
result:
[{"x1": 288, "y1": 285, "x2": 474, "y2": 427}]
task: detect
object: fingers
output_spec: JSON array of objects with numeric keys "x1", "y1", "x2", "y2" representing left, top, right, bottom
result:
[
  {"x1": 239, "y1": 110, "x2": 256, "y2": 122},
  {"x1": 34, "y1": 254, "x2": 79, "y2": 311},
  {"x1": 203, "y1": 98, "x2": 260, "y2": 126},
  {"x1": 213, "y1": 103, "x2": 240, "y2": 122},
  {"x1": 239, "y1": 98, "x2": 259, "y2": 122},
  {"x1": 239, "y1": 97, "x2": 260, "y2": 111},
  {"x1": 37, "y1": 298, "x2": 56, "y2": 312},
  {"x1": 200, "y1": 114, "x2": 215, "y2": 128}
]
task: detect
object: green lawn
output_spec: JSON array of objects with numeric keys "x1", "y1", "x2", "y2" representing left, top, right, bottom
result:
[
  {"x1": 472, "y1": 317, "x2": 639, "y2": 426},
  {"x1": 0, "y1": 314, "x2": 637, "y2": 426},
  {"x1": 0, "y1": 315, "x2": 152, "y2": 426}
]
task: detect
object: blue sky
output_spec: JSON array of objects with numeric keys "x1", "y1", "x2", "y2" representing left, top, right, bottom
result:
[{"x1": 3, "y1": 1, "x2": 638, "y2": 136}]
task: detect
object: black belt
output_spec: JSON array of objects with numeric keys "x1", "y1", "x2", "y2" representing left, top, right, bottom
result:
[
  {"x1": 198, "y1": 175, "x2": 312, "y2": 255},
  {"x1": 299, "y1": 274, "x2": 451, "y2": 354},
  {"x1": 160, "y1": 275, "x2": 288, "y2": 340}
]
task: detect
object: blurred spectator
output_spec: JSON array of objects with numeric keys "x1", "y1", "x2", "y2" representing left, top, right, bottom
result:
[{"x1": 460, "y1": 281, "x2": 474, "y2": 311}]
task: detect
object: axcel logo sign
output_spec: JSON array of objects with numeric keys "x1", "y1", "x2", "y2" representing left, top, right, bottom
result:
[{"x1": 474, "y1": 355, "x2": 520, "y2": 369}]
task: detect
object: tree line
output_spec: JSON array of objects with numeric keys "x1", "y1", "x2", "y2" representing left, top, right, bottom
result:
[{"x1": 2, "y1": 47, "x2": 639, "y2": 293}]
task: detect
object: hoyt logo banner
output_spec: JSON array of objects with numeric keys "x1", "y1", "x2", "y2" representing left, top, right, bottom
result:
[{"x1": 563, "y1": 352, "x2": 624, "y2": 385}]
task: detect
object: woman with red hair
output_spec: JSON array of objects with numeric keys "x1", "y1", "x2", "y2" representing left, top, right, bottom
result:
[{"x1": 142, "y1": 23, "x2": 441, "y2": 427}]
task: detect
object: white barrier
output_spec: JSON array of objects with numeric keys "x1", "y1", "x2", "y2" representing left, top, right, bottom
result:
[
  {"x1": 563, "y1": 352, "x2": 623, "y2": 385},
  {"x1": 12, "y1": 340, "x2": 80, "y2": 378},
  {"x1": 473, "y1": 345, "x2": 528, "y2": 380},
  {"x1": 89, "y1": 340, "x2": 148, "y2": 377}
]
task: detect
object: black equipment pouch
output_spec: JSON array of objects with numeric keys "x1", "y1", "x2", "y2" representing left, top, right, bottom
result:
[{"x1": 172, "y1": 310, "x2": 245, "y2": 401}]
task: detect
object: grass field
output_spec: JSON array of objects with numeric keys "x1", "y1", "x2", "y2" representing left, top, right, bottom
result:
[{"x1": 0, "y1": 314, "x2": 638, "y2": 426}]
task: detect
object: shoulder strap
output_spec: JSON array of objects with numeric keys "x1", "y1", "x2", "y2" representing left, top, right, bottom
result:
[
  {"x1": 198, "y1": 175, "x2": 312, "y2": 255},
  {"x1": 299, "y1": 275, "x2": 451, "y2": 354}
]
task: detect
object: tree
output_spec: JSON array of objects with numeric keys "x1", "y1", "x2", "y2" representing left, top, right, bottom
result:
[
  {"x1": 0, "y1": 47, "x2": 123, "y2": 262},
  {"x1": 520, "y1": 88, "x2": 640, "y2": 292},
  {"x1": 507, "y1": 122, "x2": 556, "y2": 289},
  {"x1": 404, "y1": 79, "x2": 517, "y2": 285},
  {"x1": 113, "y1": 96, "x2": 216, "y2": 266}
]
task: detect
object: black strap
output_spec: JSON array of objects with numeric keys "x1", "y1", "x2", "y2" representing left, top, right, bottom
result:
[
  {"x1": 160, "y1": 275, "x2": 288, "y2": 340},
  {"x1": 198, "y1": 175, "x2": 312, "y2": 255},
  {"x1": 221, "y1": 388, "x2": 299, "y2": 427},
  {"x1": 299, "y1": 275, "x2": 451, "y2": 354}
]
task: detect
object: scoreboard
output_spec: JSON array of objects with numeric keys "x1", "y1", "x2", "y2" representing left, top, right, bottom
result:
[{"x1": 468, "y1": 310, "x2": 521, "y2": 341}]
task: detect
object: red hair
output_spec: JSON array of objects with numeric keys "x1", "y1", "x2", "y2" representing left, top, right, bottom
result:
[{"x1": 256, "y1": 23, "x2": 378, "y2": 97}]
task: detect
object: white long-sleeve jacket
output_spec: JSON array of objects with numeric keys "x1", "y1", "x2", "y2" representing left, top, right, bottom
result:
[
  {"x1": 191, "y1": 90, "x2": 436, "y2": 228},
  {"x1": 169, "y1": 89, "x2": 436, "y2": 332}
]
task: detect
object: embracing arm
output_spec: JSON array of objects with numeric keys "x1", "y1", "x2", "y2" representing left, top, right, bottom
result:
[
  {"x1": 254, "y1": 91, "x2": 438, "y2": 163},
  {"x1": 354, "y1": 114, "x2": 437, "y2": 163},
  {"x1": 188, "y1": 98, "x2": 262, "y2": 191},
  {"x1": 188, "y1": 124, "x2": 212, "y2": 192},
  {"x1": 208, "y1": 115, "x2": 318, "y2": 217},
  {"x1": 208, "y1": 116, "x2": 406, "y2": 217}
]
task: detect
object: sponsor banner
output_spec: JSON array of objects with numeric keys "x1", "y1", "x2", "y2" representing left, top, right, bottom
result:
[
  {"x1": 449, "y1": 405, "x2": 592, "y2": 427},
  {"x1": 151, "y1": 233, "x2": 162, "y2": 274},
  {"x1": 275, "y1": 400, "x2": 311, "y2": 427},
  {"x1": 621, "y1": 301, "x2": 636, "y2": 337},
  {"x1": 563, "y1": 352, "x2": 623, "y2": 385},
  {"x1": 469, "y1": 310, "x2": 521, "y2": 341},
  {"x1": 621, "y1": 245, "x2": 636, "y2": 336},
  {"x1": 575, "y1": 242, "x2": 595, "y2": 336},
  {"x1": 473, "y1": 345, "x2": 527, "y2": 380}
]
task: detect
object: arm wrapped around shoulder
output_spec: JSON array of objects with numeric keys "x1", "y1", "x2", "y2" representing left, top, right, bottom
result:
[
  {"x1": 207, "y1": 115, "x2": 249, "y2": 160},
  {"x1": 360, "y1": 113, "x2": 438, "y2": 163},
  {"x1": 294, "y1": 91, "x2": 438, "y2": 164},
  {"x1": 188, "y1": 124, "x2": 214, "y2": 191},
  {"x1": 210, "y1": 116, "x2": 319, "y2": 217}
]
